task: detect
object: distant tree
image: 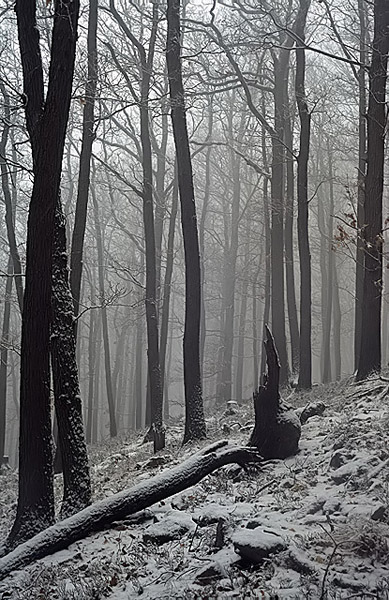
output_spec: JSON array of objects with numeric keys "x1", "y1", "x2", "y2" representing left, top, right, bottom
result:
[
  {"x1": 356, "y1": 0, "x2": 389, "y2": 380},
  {"x1": 166, "y1": 0, "x2": 206, "y2": 443}
]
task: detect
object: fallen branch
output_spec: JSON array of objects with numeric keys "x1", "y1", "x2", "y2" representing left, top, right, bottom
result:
[{"x1": 0, "y1": 441, "x2": 262, "y2": 580}]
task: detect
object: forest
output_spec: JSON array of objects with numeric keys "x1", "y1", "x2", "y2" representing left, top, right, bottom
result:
[{"x1": 0, "y1": 0, "x2": 388, "y2": 597}]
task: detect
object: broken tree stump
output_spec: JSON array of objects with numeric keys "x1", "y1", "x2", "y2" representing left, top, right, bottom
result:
[{"x1": 249, "y1": 325, "x2": 301, "y2": 459}]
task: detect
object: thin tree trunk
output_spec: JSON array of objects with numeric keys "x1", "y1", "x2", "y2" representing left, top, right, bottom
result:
[
  {"x1": 199, "y1": 96, "x2": 213, "y2": 372},
  {"x1": 0, "y1": 256, "x2": 13, "y2": 464},
  {"x1": 160, "y1": 169, "x2": 178, "y2": 419},
  {"x1": 354, "y1": 0, "x2": 367, "y2": 372},
  {"x1": 333, "y1": 258, "x2": 342, "y2": 381},
  {"x1": 70, "y1": 0, "x2": 98, "y2": 326},
  {"x1": 0, "y1": 82, "x2": 24, "y2": 313},
  {"x1": 166, "y1": 0, "x2": 206, "y2": 443},
  {"x1": 295, "y1": 0, "x2": 312, "y2": 391},
  {"x1": 235, "y1": 245, "x2": 249, "y2": 403},
  {"x1": 322, "y1": 142, "x2": 334, "y2": 384},
  {"x1": 284, "y1": 111, "x2": 299, "y2": 373},
  {"x1": 91, "y1": 184, "x2": 117, "y2": 437}
]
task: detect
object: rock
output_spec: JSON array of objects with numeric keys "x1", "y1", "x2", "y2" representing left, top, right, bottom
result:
[
  {"x1": 193, "y1": 503, "x2": 230, "y2": 526},
  {"x1": 233, "y1": 529, "x2": 287, "y2": 564},
  {"x1": 299, "y1": 402, "x2": 326, "y2": 425},
  {"x1": 194, "y1": 563, "x2": 226, "y2": 586},
  {"x1": 331, "y1": 459, "x2": 366, "y2": 484},
  {"x1": 329, "y1": 451, "x2": 345, "y2": 469},
  {"x1": 143, "y1": 513, "x2": 193, "y2": 544},
  {"x1": 371, "y1": 505, "x2": 387, "y2": 521}
]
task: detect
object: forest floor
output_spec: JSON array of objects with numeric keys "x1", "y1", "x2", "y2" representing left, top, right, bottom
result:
[{"x1": 0, "y1": 375, "x2": 389, "y2": 599}]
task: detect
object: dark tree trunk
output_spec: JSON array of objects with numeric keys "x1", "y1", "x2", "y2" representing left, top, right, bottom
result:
[
  {"x1": 70, "y1": 0, "x2": 98, "y2": 326},
  {"x1": 160, "y1": 170, "x2": 178, "y2": 420},
  {"x1": 86, "y1": 297, "x2": 97, "y2": 444},
  {"x1": 295, "y1": 0, "x2": 312, "y2": 391},
  {"x1": 51, "y1": 199, "x2": 91, "y2": 518},
  {"x1": 91, "y1": 184, "x2": 117, "y2": 438},
  {"x1": 284, "y1": 112, "x2": 300, "y2": 374},
  {"x1": 354, "y1": 0, "x2": 367, "y2": 372},
  {"x1": 357, "y1": 0, "x2": 389, "y2": 380},
  {"x1": 166, "y1": 0, "x2": 206, "y2": 443},
  {"x1": 271, "y1": 53, "x2": 290, "y2": 387},
  {"x1": 8, "y1": 0, "x2": 80, "y2": 549}
]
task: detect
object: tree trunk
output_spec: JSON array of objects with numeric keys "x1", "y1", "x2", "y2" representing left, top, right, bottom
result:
[
  {"x1": 166, "y1": 0, "x2": 206, "y2": 443},
  {"x1": 160, "y1": 169, "x2": 178, "y2": 419},
  {"x1": 271, "y1": 53, "x2": 290, "y2": 387},
  {"x1": 8, "y1": 0, "x2": 80, "y2": 549},
  {"x1": 354, "y1": 0, "x2": 367, "y2": 372},
  {"x1": 295, "y1": 0, "x2": 312, "y2": 391},
  {"x1": 0, "y1": 82, "x2": 24, "y2": 314},
  {"x1": 70, "y1": 0, "x2": 98, "y2": 326},
  {"x1": 86, "y1": 299, "x2": 97, "y2": 444},
  {"x1": 333, "y1": 258, "x2": 342, "y2": 381},
  {"x1": 199, "y1": 96, "x2": 213, "y2": 373},
  {"x1": 0, "y1": 256, "x2": 13, "y2": 464},
  {"x1": 51, "y1": 198, "x2": 91, "y2": 518},
  {"x1": 235, "y1": 230, "x2": 250, "y2": 403},
  {"x1": 284, "y1": 111, "x2": 299, "y2": 374},
  {"x1": 91, "y1": 184, "x2": 117, "y2": 438},
  {"x1": 322, "y1": 142, "x2": 334, "y2": 384},
  {"x1": 357, "y1": 0, "x2": 389, "y2": 380}
]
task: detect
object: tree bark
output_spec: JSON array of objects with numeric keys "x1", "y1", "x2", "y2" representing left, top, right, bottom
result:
[
  {"x1": 51, "y1": 199, "x2": 91, "y2": 518},
  {"x1": 354, "y1": 0, "x2": 367, "y2": 372},
  {"x1": 160, "y1": 169, "x2": 178, "y2": 420},
  {"x1": 166, "y1": 0, "x2": 206, "y2": 443},
  {"x1": 284, "y1": 111, "x2": 299, "y2": 374},
  {"x1": 70, "y1": 0, "x2": 98, "y2": 327},
  {"x1": 8, "y1": 0, "x2": 80, "y2": 549},
  {"x1": 357, "y1": 0, "x2": 389, "y2": 380},
  {"x1": 295, "y1": 0, "x2": 312, "y2": 391}
]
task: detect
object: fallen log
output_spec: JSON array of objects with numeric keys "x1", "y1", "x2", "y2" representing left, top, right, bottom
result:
[{"x1": 0, "y1": 441, "x2": 262, "y2": 580}]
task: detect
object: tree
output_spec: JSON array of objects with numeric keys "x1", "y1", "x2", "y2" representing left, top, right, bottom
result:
[
  {"x1": 356, "y1": 0, "x2": 389, "y2": 380},
  {"x1": 166, "y1": 0, "x2": 206, "y2": 443},
  {"x1": 8, "y1": 0, "x2": 81, "y2": 547},
  {"x1": 295, "y1": 0, "x2": 312, "y2": 390},
  {"x1": 70, "y1": 0, "x2": 98, "y2": 330}
]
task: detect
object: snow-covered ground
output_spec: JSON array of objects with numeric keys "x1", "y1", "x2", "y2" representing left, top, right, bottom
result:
[{"x1": 0, "y1": 376, "x2": 389, "y2": 599}]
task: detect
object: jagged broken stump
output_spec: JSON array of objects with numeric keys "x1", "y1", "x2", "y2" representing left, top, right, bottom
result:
[{"x1": 249, "y1": 325, "x2": 301, "y2": 459}]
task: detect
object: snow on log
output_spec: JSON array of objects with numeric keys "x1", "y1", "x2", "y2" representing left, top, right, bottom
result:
[{"x1": 0, "y1": 441, "x2": 262, "y2": 580}]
